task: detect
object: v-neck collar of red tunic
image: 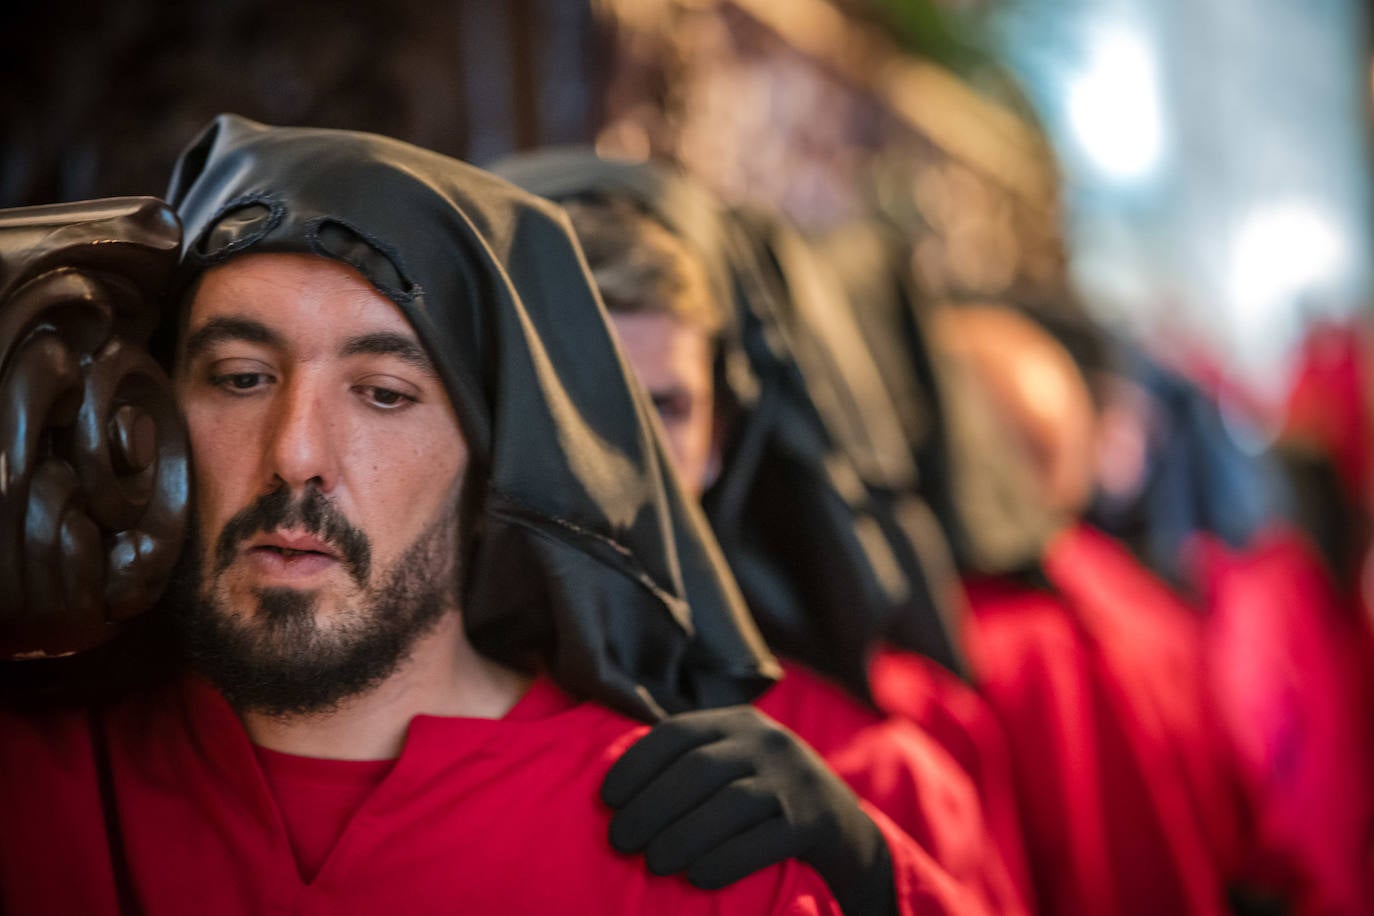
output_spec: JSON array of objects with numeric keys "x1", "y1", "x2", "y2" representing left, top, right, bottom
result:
[{"x1": 178, "y1": 672, "x2": 572, "y2": 889}]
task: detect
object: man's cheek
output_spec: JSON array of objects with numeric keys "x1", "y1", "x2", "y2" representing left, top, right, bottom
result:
[{"x1": 191, "y1": 453, "x2": 246, "y2": 539}]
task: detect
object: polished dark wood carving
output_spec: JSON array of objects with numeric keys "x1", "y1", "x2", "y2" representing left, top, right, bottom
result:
[{"x1": 0, "y1": 198, "x2": 187, "y2": 658}]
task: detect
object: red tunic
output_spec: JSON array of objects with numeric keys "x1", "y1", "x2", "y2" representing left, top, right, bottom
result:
[
  {"x1": 1196, "y1": 526, "x2": 1374, "y2": 914},
  {"x1": 756, "y1": 660, "x2": 1024, "y2": 915},
  {"x1": 1281, "y1": 321, "x2": 1373, "y2": 508},
  {"x1": 963, "y1": 524, "x2": 1241, "y2": 916},
  {"x1": 252, "y1": 745, "x2": 392, "y2": 882},
  {"x1": 0, "y1": 674, "x2": 843, "y2": 916},
  {"x1": 866, "y1": 647, "x2": 1034, "y2": 912}
]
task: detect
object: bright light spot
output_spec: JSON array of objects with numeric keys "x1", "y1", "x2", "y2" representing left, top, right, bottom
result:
[
  {"x1": 1226, "y1": 202, "x2": 1349, "y2": 406},
  {"x1": 1229, "y1": 202, "x2": 1347, "y2": 314},
  {"x1": 1066, "y1": 28, "x2": 1163, "y2": 181}
]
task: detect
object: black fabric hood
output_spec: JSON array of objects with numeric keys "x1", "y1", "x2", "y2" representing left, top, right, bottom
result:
[
  {"x1": 818, "y1": 220, "x2": 1062, "y2": 580},
  {"x1": 493, "y1": 149, "x2": 966, "y2": 696},
  {"x1": 721, "y1": 209, "x2": 968, "y2": 682},
  {"x1": 487, "y1": 147, "x2": 757, "y2": 411},
  {"x1": 167, "y1": 115, "x2": 778, "y2": 721}
]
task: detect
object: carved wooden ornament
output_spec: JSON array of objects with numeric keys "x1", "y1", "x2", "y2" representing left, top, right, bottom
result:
[{"x1": 0, "y1": 198, "x2": 188, "y2": 658}]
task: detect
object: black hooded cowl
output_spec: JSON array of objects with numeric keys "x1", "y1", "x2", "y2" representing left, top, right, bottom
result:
[
  {"x1": 718, "y1": 208, "x2": 969, "y2": 683},
  {"x1": 492, "y1": 149, "x2": 966, "y2": 698},
  {"x1": 166, "y1": 115, "x2": 778, "y2": 722},
  {"x1": 817, "y1": 220, "x2": 1062, "y2": 581}
]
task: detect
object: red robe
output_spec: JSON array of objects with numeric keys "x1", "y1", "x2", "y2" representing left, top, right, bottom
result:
[
  {"x1": 866, "y1": 647, "x2": 1034, "y2": 913},
  {"x1": 756, "y1": 660, "x2": 1024, "y2": 915},
  {"x1": 961, "y1": 524, "x2": 1242, "y2": 916},
  {"x1": 1281, "y1": 321, "x2": 1373, "y2": 509},
  {"x1": 1196, "y1": 526, "x2": 1374, "y2": 914},
  {"x1": 0, "y1": 674, "x2": 850, "y2": 915}
]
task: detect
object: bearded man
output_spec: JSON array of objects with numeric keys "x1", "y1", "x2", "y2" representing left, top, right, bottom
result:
[{"x1": 0, "y1": 115, "x2": 878, "y2": 915}]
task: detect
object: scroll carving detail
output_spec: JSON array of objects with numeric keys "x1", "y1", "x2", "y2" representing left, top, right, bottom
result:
[{"x1": 0, "y1": 198, "x2": 188, "y2": 658}]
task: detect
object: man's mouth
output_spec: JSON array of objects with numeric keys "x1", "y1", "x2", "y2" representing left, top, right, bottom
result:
[
  {"x1": 249, "y1": 531, "x2": 337, "y2": 556},
  {"x1": 242, "y1": 531, "x2": 341, "y2": 578},
  {"x1": 254, "y1": 546, "x2": 330, "y2": 559}
]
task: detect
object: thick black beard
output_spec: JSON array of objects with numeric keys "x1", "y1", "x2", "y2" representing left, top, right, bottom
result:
[{"x1": 170, "y1": 489, "x2": 460, "y2": 719}]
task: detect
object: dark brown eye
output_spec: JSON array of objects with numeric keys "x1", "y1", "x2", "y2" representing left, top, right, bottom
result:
[
  {"x1": 357, "y1": 385, "x2": 416, "y2": 410},
  {"x1": 210, "y1": 372, "x2": 268, "y2": 393}
]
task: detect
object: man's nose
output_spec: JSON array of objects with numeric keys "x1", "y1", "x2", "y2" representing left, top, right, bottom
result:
[{"x1": 265, "y1": 376, "x2": 339, "y2": 493}]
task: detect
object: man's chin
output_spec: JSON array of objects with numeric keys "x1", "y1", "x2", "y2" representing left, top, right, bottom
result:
[
  {"x1": 178, "y1": 599, "x2": 397, "y2": 718},
  {"x1": 175, "y1": 490, "x2": 460, "y2": 717},
  {"x1": 253, "y1": 586, "x2": 323, "y2": 628},
  {"x1": 215, "y1": 574, "x2": 361, "y2": 628},
  {"x1": 177, "y1": 571, "x2": 449, "y2": 718}
]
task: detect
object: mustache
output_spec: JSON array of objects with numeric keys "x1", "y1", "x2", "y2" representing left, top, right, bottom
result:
[{"x1": 213, "y1": 485, "x2": 373, "y2": 585}]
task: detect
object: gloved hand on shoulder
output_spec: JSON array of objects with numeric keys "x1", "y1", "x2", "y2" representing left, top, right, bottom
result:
[{"x1": 602, "y1": 705, "x2": 896, "y2": 916}]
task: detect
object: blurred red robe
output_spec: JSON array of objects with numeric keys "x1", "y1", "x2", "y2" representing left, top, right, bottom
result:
[
  {"x1": 758, "y1": 660, "x2": 1025, "y2": 915},
  {"x1": 1196, "y1": 526, "x2": 1374, "y2": 915},
  {"x1": 957, "y1": 524, "x2": 1243, "y2": 915}
]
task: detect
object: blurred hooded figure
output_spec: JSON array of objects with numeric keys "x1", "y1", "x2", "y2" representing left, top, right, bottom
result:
[
  {"x1": 714, "y1": 206, "x2": 1035, "y2": 909},
  {"x1": 917, "y1": 281, "x2": 1374, "y2": 913},
  {"x1": 1083, "y1": 342, "x2": 1279, "y2": 591},
  {"x1": 0, "y1": 115, "x2": 862, "y2": 915},
  {"x1": 1043, "y1": 309, "x2": 1374, "y2": 916},
  {"x1": 816, "y1": 221, "x2": 1254, "y2": 916},
  {"x1": 494, "y1": 148, "x2": 1025, "y2": 916}
]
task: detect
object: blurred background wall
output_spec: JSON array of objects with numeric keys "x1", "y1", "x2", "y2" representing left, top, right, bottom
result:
[
  {"x1": 3, "y1": 0, "x2": 1371, "y2": 417},
  {"x1": 991, "y1": 0, "x2": 1374, "y2": 408},
  {"x1": 0, "y1": 0, "x2": 602, "y2": 203}
]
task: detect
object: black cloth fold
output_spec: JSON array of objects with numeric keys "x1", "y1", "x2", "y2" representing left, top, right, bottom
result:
[
  {"x1": 817, "y1": 220, "x2": 1062, "y2": 580},
  {"x1": 167, "y1": 115, "x2": 777, "y2": 721},
  {"x1": 721, "y1": 210, "x2": 969, "y2": 682},
  {"x1": 493, "y1": 149, "x2": 965, "y2": 696}
]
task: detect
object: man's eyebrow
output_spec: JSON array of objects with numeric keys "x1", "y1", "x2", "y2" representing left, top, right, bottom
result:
[
  {"x1": 183, "y1": 317, "x2": 282, "y2": 360},
  {"x1": 340, "y1": 332, "x2": 439, "y2": 377}
]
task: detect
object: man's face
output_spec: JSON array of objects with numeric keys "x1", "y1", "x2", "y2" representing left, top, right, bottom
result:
[
  {"x1": 609, "y1": 311, "x2": 718, "y2": 499},
  {"x1": 931, "y1": 304, "x2": 1097, "y2": 516},
  {"x1": 173, "y1": 252, "x2": 469, "y2": 715}
]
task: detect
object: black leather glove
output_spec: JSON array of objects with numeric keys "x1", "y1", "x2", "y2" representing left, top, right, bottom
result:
[{"x1": 601, "y1": 705, "x2": 897, "y2": 916}]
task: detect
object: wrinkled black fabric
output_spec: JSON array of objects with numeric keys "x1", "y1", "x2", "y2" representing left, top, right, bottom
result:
[
  {"x1": 493, "y1": 150, "x2": 963, "y2": 696},
  {"x1": 166, "y1": 115, "x2": 778, "y2": 722},
  {"x1": 601, "y1": 705, "x2": 897, "y2": 916},
  {"x1": 818, "y1": 221, "x2": 1062, "y2": 579},
  {"x1": 487, "y1": 147, "x2": 757, "y2": 412},
  {"x1": 722, "y1": 210, "x2": 968, "y2": 680}
]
